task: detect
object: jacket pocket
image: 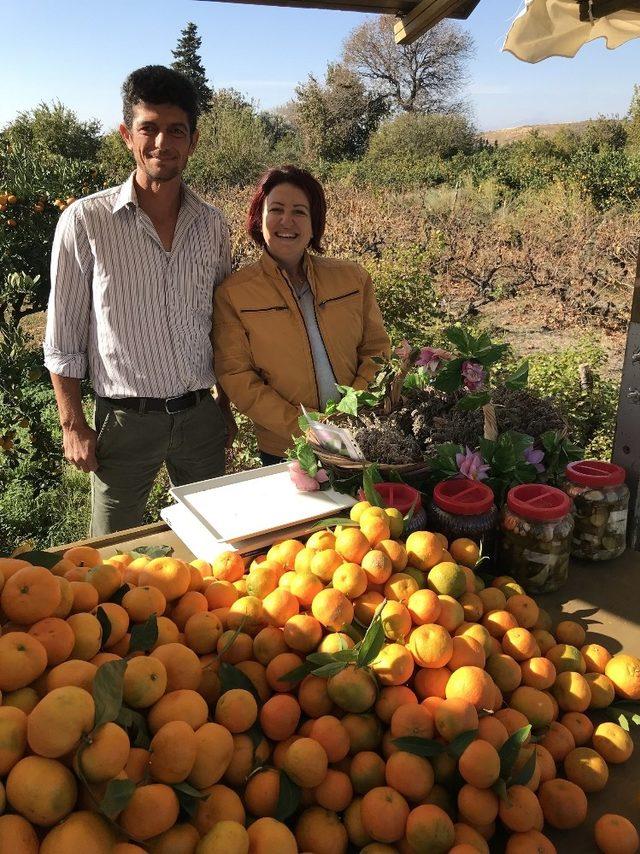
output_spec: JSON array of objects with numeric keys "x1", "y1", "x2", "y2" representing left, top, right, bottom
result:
[
  {"x1": 318, "y1": 290, "x2": 359, "y2": 307},
  {"x1": 240, "y1": 305, "x2": 289, "y2": 314}
]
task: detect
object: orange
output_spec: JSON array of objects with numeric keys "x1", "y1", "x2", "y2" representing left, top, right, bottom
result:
[
  {"x1": 267, "y1": 539, "x2": 305, "y2": 570},
  {"x1": 434, "y1": 698, "x2": 478, "y2": 743},
  {"x1": 580, "y1": 643, "x2": 612, "y2": 674},
  {"x1": 217, "y1": 630, "x2": 253, "y2": 664},
  {"x1": 147, "y1": 689, "x2": 208, "y2": 734},
  {"x1": 449, "y1": 538, "x2": 480, "y2": 568},
  {"x1": 205, "y1": 579, "x2": 238, "y2": 609},
  {"x1": 152, "y1": 641, "x2": 202, "y2": 691},
  {"x1": 63, "y1": 545, "x2": 101, "y2": 567},
  {"x1": 288, "y1": 571, "x2": 324, "y2": 608},
  {"x1": 408, "y1": 589, "x2": 441, "y2": 625},
  {"x1": 564, "y1": 746, "x2": 609, "y2": 792},
  {"x1": 592, "y1": 721, "x2": 634, "y2": 763},
  {"x1": 184, "y1": 610, "x2": 224, "y2": 654},
  {"x1": 594, "y1": 814, "x2": 640, "y2": 854},
  {"x1": 85, "y1": 563, "x2": 123, "y2": 602},
  {"x1": 298, "y1": 674, "x2": 334, "y2": 718},
  {"x1": 224, "y1": 733, "x2": 269, "y2": 788},
  {"x1": 170, "y1": 590, "x2": 208, "y2": 630},
  {"x1": 228, "y1": 595, "x2": 266, "y2": 634},
  {"x1": 295, "y1": 806, "x2": 349, "y2": 854},
  {"x1": 552, "y1": 671, "x2": 591, "y2": 712},
  {"x1": 457, "y1": 784, "x2": 499, "y2": 826},
  {"x1": 510, "y1": 685, "x2": 556, "y2": 728},
  {"x1": 445, "y1": 665, "x2": 495, "y2": 711},
  {"x1": 585, "y1": 672, "x2": 616, "y2": 708},
  {"x1": 307, "y1": 529, "x2": 337, "y2": 551},
  {"x1": 384, "y1": 572, "x2": 420, "y2": 604},
  {"x1": 361, "y1": 786, "x2": 410, "y2": 844},
  {"x1": 310, "y1": 548, "x2": 343, "y2": 583},
  {"x1": 193, "y1": 783, "x2": 245, "y2": 836},
  {"x1": 405, "y1": 531, "x2": 445, "y2": 571},
  {"x1": 327, "y1": 664, "x2": 377, "y2": 713},
  {"x1": 375, "y1": 685, "x2": 417, "y2": 723},
  {"x1": 193, "y1": 820, "x2": 249, "y2": 853},
  {"x1": 505, "y1": 595, "x2": 539, "y2": 629},
  {"x1": 546, "y1": 644, "x2": 585, "y2": 675},
  {"x1": 521, "y1": 656, "x2": 556, "y2": 690},
  {"x1": 486, "y1": 653, "x2": 522, "y2": 693},
  {"x1": 385, "y1": 750, "x2": 434, "y2": 802},
  {"x1": 378, "y1": 539, "x2": 408, "y2": 572},
  {"x1": 265, "y1": 652, "x2": 304, "y2": 692},
  {"x1": 436, "y1": 595, "x2": 465, "y2": 633},
  {"x1": 76, "y1": 721, "x2": 130, "y2": 783},
  {"x1": 119, "y1": 783, "x2": 180, "y2": 840},
  {"x1": 149, "y1": 720, "x2": 197, "y2": 784},
  {"x1": 0, "y1": 706, "x2": 28, "y2": 775},
  {"x1": 309, "y1": 715, "x2": 350, "y2": 762},
  {"x1": 448, "y1": 636, "x2": 485, "y2": 670},
  {"x1": 51, "y1": 576, "x2": 73, "y2": 618},
  {"x1": 538, "y1": 721, "x2": 575, "y2": 762},
  {"x1": 1, "y1": 565, "x2": 61, "y2": 625},
  {"x1": 122, "y1": 654, "x2": 167, "y2": 708},
  {"x1": 69, "y1": 580, "x2": 99, "y2": 613},
  {"x1": 360, "y1": 509, "x2": 391, "y2": 546},
  {"x1": 40, "y1": 811, "x2": 117, "y2": 852},
  {"x1": 124, "y1": 748, "x2": 151, "y2": 781},
  {"x1": 458, "y1": 740, "x2": 500, "y2": 789},
  {"x1": 333, "y1": 562, "x2": 368, "y2": 599},
  {"x1": 414, "y1": 667, "x2": 451, "y2": 700},
  {"x1": 283, "y1": 737, "x2": 329, "y2": 787},
  {"x1": 211, "y1": 551, "x2": 245, "y2": 582},
  {"x1": 350, "y1": 750, "x2": 386, "y2": 795},
  {"x1": 477, "y1": 715, "x2": 509, "y2": 750},
  {"x1": 354, "y1": 590, "x2": 385, "y2": 625},
  {"x1": 604, "y1": 653, "x2": 640, "y2": 700},
  {"x1": 27, "y1": 685, "x2": 95, "y2": 758},
  {"x1": 138, "y1": 558, "x2": 191, "y2": 601},
  {"x1": 343, "y1": 797, "x2": 373, "y2": 848},
  {"x1": 405, "y1": 803, "x2": 455, "y2": 854},
  {"x1": 560, "y1": 711, "x2": 594, "y2": 746},
  {"x1": 246, "y1": 816, "x2": 297, "y2": 854},
  {"x1": 311, "y1": 588, "x2": 354, "y2": 631},
  {"x1": 370, "y1": 641, "x2": 414, "y2": 686},
  {"x1": 313, "y1": 769, "x2": 354, "y2": 812},
  {"x1": 555, "y1": 619, "x2": 586, "y2": 647},
  {"x1": 253, "y1": 625, "x2": 288, "y2": 665},
  {"x1": 538, "y1": 778, "x2": 587, "y2": 829},
  {"x1": 502, "y1": 628, "x2": 540, "y2": 662},
  {"x1": 260, "y1": 693, "x2": 301, "y2": 741},
  {"x1": 46, "y1": 659, "x2": 97, "y2": 693},
  {"x1": 188, "y1": 722, "x2": 235, "y2": 789},
  {"x1": 0, "y1": 631, "x2": 48, "y2": 691},
  {"x1": 0, "y1": 814, "x2": 39, "y2": 853},
  {"x1": 408, "y1": 623, "x2": 453, "y2": 669},
  {"x1": 498, "y1": 784, "x2": 543, "y2": 833},
  {"x1": 215, "y1": 688, "x2": 258, "y2": 733},
  {"x1": 246, "y1": 565, "x2": 278, "y2": 600},
  {"x1": 6, "y1": 755, "x2": 77, "y2": 826},
  {"x1": 482, "y1": 609, "x2": 518, "y2": 639},
  {"x1": 283, "y1": 613, "x2": 322, "y2": 653},
  {"x1": 335, "y1": 528, "x2": 370, "y2": 564}
]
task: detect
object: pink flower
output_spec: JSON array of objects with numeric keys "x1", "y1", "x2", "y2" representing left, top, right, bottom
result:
[
  {"x1": 288, "y1": 460, "x2": 329, "y2": 491},
  {"x1": 461, "y1": 361, "x2": 486, "y2": 391},
  {"x1": 455, "y1": 447, "x2": 490, "y2": 481},
  {"x1": 415, "y1": 347, "x2": 452, "y2": 373},
  {"x1": 524, "y1": 447, "x2": 545, "y2": 473},
  {"x1": 395, "y1": 340, "x2": 412, "y2": 361}
]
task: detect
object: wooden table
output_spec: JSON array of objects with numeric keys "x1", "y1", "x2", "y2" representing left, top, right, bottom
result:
[{"x1": 51, "y1": 524, "x2": 640, "y2": 851}]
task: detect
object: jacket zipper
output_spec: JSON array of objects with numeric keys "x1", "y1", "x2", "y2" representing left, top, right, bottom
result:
[
  {"x1": 279, "y1": 272, "x2": 322, "y2": 410},
  {"x1": 318, "y1": 289, "x2": 358, "y2": 307}
]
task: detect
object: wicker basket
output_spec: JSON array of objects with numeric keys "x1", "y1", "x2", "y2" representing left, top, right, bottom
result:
[{"x1": 305, "y1": 431, "x2": 431, "y2": 479}]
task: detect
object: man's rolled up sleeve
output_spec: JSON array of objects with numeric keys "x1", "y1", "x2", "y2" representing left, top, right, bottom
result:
[{"x1": 43, "y1": 206, "x2": 92, "y2": 378}]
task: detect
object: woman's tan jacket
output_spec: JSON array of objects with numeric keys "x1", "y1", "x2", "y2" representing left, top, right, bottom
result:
[{"x1": 213, "y1": 250, "x2": 390, "y2": 457}]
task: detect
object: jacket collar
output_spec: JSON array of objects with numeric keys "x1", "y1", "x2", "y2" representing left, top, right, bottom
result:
[{"x1": 259, "y1": 249, "x2": 318, "y2": 297}]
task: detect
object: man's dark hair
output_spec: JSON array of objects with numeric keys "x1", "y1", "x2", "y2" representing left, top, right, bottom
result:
[{"x1": 122, "y1": 65, "x2": 199, "y2": 134}]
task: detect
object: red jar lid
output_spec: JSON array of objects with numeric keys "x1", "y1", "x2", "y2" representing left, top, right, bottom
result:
[
  {"x1": 433, "y1": 479, "x2": 495, "y2": 516},
  {"x1": 566, "y1": 460, "x2": 626, "y2": 488},
  {"x1": 507, "y1": 483, "x2": 571, "y2": 521},
  {"x1": 373, "y1": 483, "x2": 421, "y2": 515}
]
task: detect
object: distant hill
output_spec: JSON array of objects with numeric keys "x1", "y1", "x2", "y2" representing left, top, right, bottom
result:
[{"x1": 482, "y1": 121, "x2": 591, "y2": 146}]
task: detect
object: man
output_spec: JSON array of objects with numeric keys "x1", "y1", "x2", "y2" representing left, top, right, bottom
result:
[{"x1": 44, "y1": 65, "x2": 236, "y2": 536}]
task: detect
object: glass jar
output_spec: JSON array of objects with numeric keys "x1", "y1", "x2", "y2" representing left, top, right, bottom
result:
[
  {"x1": 500, "y1": 484, "x2": 574, "y2": 594},
  {"x1": 427, "y1": 479, "x2": 499, "y2": 554},
  {"x1": 561, "y1": 460, "x2": 629, "y2": 561},
  {"x1": 373, "y1": 482, "x2": 427, "y2": 533}
]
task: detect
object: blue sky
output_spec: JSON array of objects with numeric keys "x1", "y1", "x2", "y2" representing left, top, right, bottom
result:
[{"x1": 2, "y1": 0, "x2": 639, "y2": 132}]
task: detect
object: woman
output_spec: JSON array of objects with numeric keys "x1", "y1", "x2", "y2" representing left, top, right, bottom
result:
[{"x1": 214, "y1": 165, "x2": 390, "y2": 465}]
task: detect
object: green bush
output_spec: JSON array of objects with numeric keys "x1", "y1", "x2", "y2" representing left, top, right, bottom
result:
[
  {"x1": 1, "y1": 101, "x2": 102, "y2": 161},
  {"x1": 98, "y1": 130, "x2": 134, "y2": 185},
  {"x1": 367, "y1": 113, "x2": 478, "y2": 162},
  {"x1": 567, "y1": 145, "x2": 640, "y2": 210},
  {"x1": 527, "y1": 340, "x2": 619, "y2": 459}
]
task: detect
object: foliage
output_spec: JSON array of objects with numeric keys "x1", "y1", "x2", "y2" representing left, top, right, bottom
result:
[
  {"x1": 342, "y1": 16, "x2": 473, "y2": 115},
  {"x1": 171, "y1": 21, "x2": 213, "y2": 113},
  {"x1": 367, "y1": 113, "x2": 478, "y2": 163},
  {"x1": 186, "y1": 90, "x2": 274, "y2": 191},
  {"x1": 1, "y1": 101, "x2": 102, "y2": 161},
  {"x1": 627, "y1": 84, "x2": 640, "y2": 150},
  {"x1": 293, "y1": 63, "x2": 387, "y2": 162},
  {"x1": 98, "y1": 131, "x2": 134, "y2": 185}
]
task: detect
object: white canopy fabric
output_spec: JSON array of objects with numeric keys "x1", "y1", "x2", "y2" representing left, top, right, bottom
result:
[{"x1": 503, "y1": 0, "x2": 640, "y2": 62}]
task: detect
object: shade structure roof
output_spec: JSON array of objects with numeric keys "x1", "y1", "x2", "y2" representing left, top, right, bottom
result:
[{"x1": 198, "y1": 0, "x2": 481, "y2": 43}]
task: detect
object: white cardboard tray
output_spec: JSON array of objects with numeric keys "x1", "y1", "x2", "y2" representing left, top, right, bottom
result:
[{"x1": 169, "y1": 462, "x2": 355, "y2": 543}]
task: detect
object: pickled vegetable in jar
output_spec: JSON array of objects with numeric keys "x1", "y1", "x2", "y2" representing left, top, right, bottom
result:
[
  {"x1": 499, "y1": 484, "x2": 574, "y2": 594},
  {"x1": 427, "y1": 479, "x2": 499, "y2": 553},
  {"x1": 561, "y1": 460, "x2": 628, "y2": 561}
]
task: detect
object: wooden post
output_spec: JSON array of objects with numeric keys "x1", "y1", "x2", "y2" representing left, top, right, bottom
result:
[{"x1": 612, "y1": 242, "x2": 640, "y2": 551}]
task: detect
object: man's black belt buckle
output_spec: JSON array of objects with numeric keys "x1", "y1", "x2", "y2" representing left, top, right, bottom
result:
[{"x1": 165, "y1": 390, "x2": 199, "y2": 414}]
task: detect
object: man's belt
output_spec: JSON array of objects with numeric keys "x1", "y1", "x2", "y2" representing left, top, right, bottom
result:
[{"x1": 100, "y1": 388, "x2": 211, "y2": 415}]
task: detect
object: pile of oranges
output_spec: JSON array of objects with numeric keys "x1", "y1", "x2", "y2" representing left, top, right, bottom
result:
[{"x1": 0, "y1": 498, "x2": 638, "y2": 853}]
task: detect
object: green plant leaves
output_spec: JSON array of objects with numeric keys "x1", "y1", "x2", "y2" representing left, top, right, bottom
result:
[
  {"x1": 276, "y1": 770, "x2": 301, "y2": 821},
  {"x1": 172, "y1": 781, "x2": 207, "y2": 818},
  {"x1": 310, "y1": 517, "x2": 359, "y2": 530},
  {"x1": 16, "y1": 549, "x2": 61, "y2": 569},
  {"x1": 356, "y1": 600, "x2": 386, "y2": 668},
  {"x1": 93, "y1": 659, "x2": 127, "y2": 730},
  {"x1": 128, "y1": 614, "x2": 158, "y2": 655},
  {"x1": 108, "y1": 583, "x2": 130, "y2": 605},
  {"x1": 498, "y1": 724, "x2": 531, "y2": 782},
  {"x1": 447, "y1": 729, "x2": 478, "y2": 758},
  {"x1": 95, "y1": 605, "x2": 112, "y2": 648},
  {"x1": 219, "y1": 661, "x2": 261, "y2": 704},
  {"x1": 392, "y1": 736, "x2": 445, "y2": 757},
  {"x1": 433, "y1": 357, "x2": 465, "y2": 393},
  {"x1": 98, "y1": 777, "x2": 136, "y2": 819},
  {"x1": 509, "y1": 746, "x2": 537, "y2": 786},
  {"x1": 457, "y1": 391, "x2": 491, "y2": 411},
  {"x1": 334, "y1": 385, "x2": 384, "y2": 416},
  {"x1": 115, "y1": 705, "x2": 151, "y2": 749},
  {"x1": 505, "y1": 361, "x2": 529, "y2": 390},
  {"x1": 362, "y1": 466, "x2": 383, "y2": 507},
  {"x1": 125, "y1": 544, "x2": 173, "y2": 560},
  {"x1": 605, "y1": 701, "x2": 640, "y2": 731}
]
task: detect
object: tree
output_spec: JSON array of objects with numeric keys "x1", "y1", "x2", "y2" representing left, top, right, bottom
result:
[
  {"x1": 367, "y1": 113, "x2": 478, "y2": 162},
  {"x1": 293, "y1": 63, "x2": 387, "y2": 162},
  {"x1": 171, "y1": 22, "x2": 212, "y2": 112},
  {"x1": 1, "y1": 101, "x2": 101, "y2": 161},
  {"x1": 626, "y1": 84, "x2": 640, "y2": 149},
  {"x1": 342, "y1": 16, "x2": 473, "y2": 115}
]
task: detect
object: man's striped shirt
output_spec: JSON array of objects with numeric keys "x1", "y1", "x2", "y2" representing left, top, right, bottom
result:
[{"x1": 44, "y1": 172, "x2": 231, "y2": 398}]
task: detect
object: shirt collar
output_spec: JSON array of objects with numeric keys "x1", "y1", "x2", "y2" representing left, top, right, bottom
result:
[{"x1": 111, "y1": 172, "x2": 204, "y2": 219}]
